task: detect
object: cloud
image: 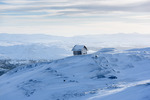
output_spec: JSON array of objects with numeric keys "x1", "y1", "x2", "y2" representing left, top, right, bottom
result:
[
  {"x1": 1, "y1": 0, "x2": 150, "y2": 17},
  {"x1": 124, "y1": 15, "x2": 150, "y2": 20},
  {"x1": 1, "y1": 0, "x2": 150, "y2": 36}
]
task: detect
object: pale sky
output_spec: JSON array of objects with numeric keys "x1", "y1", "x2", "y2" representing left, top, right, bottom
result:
[{"x1": 0, "y1": 0, "x2": 150, "y2": 36}]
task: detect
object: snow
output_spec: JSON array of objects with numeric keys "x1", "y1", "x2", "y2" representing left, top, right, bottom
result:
[
  {"x1": 0, "y1": 33, "x2": 150, "y2": 99},
  {"x1": 0, "y1": 33, "x2": 150, "y2": 60},
  {"x1": 89, "y1": 80, "x2": 150, "y2": 100},
  {"x1": 0, "y1": 47, "x2": 150, "y2": 100},
  {"x1": 0, "y1": 44, "x2": 71, "y2": 60}
]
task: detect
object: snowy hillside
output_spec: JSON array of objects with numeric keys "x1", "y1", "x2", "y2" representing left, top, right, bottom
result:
[
  {"x1": 0, "y1": 33, "x2": 150, "y2": 60},
  {"x1": 0, "y1": 44, "x2": 71, "y2": 60},
  {"x1": 0, "y1": 48, "x2": 150, "y2": 100},
  {"x1": 0, "y1": 33, "x2": 72, "y2": 60}
]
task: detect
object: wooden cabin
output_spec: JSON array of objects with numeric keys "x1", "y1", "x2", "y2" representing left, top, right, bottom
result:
[{"x1": 72, "y1": 45, "x2": 88, "y2": 55}]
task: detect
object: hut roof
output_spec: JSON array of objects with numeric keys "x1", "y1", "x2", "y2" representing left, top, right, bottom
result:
[{"x1": 72, "y1": 45, "x2": 88, "y2": 51}]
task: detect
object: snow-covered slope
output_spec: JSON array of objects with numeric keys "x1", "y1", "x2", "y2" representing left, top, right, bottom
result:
[
  {"x1": 0, "y1": 33, "x2": 150, "y2": 60},
  {"x1": 0, "y1": 44, "x2": 71, "y2": 60},
  {"x1": 0, "y1": 48, "x2": 150, "y2": 100},
  {"x1": 0, "y1": 33, "x2": 72, "y2": 60}
]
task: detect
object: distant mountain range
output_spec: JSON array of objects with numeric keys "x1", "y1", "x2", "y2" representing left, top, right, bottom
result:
[{"x1": 0, "y1": 33, "x2": 150, "y2": 60}]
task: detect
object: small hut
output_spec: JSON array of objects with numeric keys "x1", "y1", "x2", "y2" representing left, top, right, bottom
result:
[{"x1": 72, "y1": 45, "x2": 88, "y2": 55}]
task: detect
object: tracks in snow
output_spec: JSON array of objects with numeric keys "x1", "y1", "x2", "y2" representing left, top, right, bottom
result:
[{"x1": 88, "y1": 79, "x2": 150, "y2": 100}]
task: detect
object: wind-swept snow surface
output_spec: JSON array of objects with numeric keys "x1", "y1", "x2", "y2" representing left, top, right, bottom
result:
[{"x1": 0, "y1": 48, "x2": 150, "y2": 100}]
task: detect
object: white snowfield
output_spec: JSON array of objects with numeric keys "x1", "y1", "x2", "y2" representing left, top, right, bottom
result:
[
  {"x1": 0, "y1": 33, "x2": 150, "y2": 60},
  {"x1": 0, "y1": 48, "x2": 150, "y2": 100}
]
